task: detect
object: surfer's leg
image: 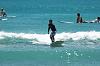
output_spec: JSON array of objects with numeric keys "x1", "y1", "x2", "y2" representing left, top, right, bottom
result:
[
  {"x1": 50, "y1": 36, "x2": 52, "y2": 42},
  {"x1": 50, "y1": 35, "x2": 54, "y2": 42},
  {"x1": 50, "y1": 32, "x2": 54, "y2": 42},
  {"x1": 53, "y1": 31, "x2": 56, "y2": 42},
  {"x1": 50, "y1": 31, "x2": 56, "y2": 42},
  {"x1": 52, "y1": 36, "x2": 55, "y2": 42}
]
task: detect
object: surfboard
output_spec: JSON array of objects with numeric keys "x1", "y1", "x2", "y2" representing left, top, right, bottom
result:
[
  {"x1": 59, "y1": 21, "x2": 73, "y2": 24},
  {"x1": 50, "y1": 41, "x2": 64, "y2": 47},
  {"x1": 1, "y1": 18, "x2": 8, "y2": 21},
  {"x1": 7, "y1": 16, "x2": 16, "y2": 18},
  {"x1": 0, "y1": 15, "x2": 16, "y2": 21}
]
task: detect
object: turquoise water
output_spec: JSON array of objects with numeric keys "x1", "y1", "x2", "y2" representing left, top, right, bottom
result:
[{"x1": 0, "y1": 0, "x2": 100, "y2": 66}]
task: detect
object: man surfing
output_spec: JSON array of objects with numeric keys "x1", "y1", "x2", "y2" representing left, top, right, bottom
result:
[{"x1": 48, "y1": 19, "x2": 56, "y2": 42}]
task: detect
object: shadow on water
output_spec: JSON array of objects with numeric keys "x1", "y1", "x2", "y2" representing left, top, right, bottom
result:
[{"x1": 50, "y1": 41, "x2": 64, "y2": 47}]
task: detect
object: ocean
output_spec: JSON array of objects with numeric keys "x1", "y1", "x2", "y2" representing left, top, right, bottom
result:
[{"x1": 0, "y1": 0, "x2": 100, "y2": 66}]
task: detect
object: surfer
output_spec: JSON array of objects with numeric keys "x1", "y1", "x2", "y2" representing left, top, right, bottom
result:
[
  {"x1": 0, "y1": 8, "x2": 7, "y2": 17},
  {"x1": 48, "y1": 19, "x2": 56, "y2": 42},
  {"x1": 87, "y1": 17, "x2": 100, "y2": 23},
  {"x1": 76, "y1": 13, "x2": 83, "y2": 23},
  {"x1": 94, "y1": 17, "x2": 100, "y2": 23}
]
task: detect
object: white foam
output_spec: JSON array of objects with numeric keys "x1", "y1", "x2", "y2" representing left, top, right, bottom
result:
[
  {"x1": 56, "y1": 31, "x2": 100, "y2": 41},
  {"x1": 0, "y1": 31, "x2": 100, "y2": 44}
]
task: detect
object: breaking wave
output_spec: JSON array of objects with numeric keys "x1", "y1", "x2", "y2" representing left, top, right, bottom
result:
[{"x1": 0, "y1": 31, "x2": 100, "y2": 45}]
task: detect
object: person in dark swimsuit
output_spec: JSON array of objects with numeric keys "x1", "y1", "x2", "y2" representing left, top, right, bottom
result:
[
  {"x1": 0, "y1": 8, "x2": 7, "y2": 17},
  {"x1": 48, "y1": 19, "x2": 56, "y2": 42},
  {"x1": 96, "y1": 17, "x2": 100, "y2": 23},
  {"x1": 76, "y1": 13, "x2": 83, "y2": 23}
]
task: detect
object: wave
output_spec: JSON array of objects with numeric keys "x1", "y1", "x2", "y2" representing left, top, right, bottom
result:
[{"x1": 0, "y1": 31, "x2": 100, "y2": 45}]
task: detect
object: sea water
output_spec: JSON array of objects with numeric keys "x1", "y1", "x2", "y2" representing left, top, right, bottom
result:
[{"x1": 0, "y1": 0, "x2": 100, "y2": 66}]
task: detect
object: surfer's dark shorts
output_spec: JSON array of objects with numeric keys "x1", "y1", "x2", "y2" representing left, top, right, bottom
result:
[{"x1": 50, "y1": 31, "x2": 56, "y2": 37}]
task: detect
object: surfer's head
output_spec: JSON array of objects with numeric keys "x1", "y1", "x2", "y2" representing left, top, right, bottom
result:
[
  {"x1": 49, "y1": 19, "x2": 53, "y2": 24},
  {"x1": 1, "y1": 8, "x2": 4, "y2": 11},
  {"x1": 77, "y1": 13, "x2": 80, "y2": 17},
  {"x1": 97, "y1": 17, "x2": 100, "y2": 20}
]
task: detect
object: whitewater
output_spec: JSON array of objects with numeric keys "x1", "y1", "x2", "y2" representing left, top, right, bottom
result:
[{"x1": 0, "y1": 31, "x2": 100, "y2": 45}]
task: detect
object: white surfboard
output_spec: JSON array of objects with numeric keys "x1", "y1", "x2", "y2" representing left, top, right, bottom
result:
[
  {"x1": 7, "y1": 16, "x2": 16, "y2": 18},
  {"x1": 59, "y1": 21, "x2": 73, "y2": 24},
  {"x1": 1, "y1": 18, "x2": 8, "y2": 21}
]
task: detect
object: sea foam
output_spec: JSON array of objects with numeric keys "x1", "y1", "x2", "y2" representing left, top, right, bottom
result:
[{"x1": 0, "y1": 31, "x2": 100, "y2": 44}]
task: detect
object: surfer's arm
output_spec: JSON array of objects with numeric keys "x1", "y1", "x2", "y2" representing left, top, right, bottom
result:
[
  {"x1": 48, "y1": 25, "x2": 50, "y2": 34},
  {"x1": 4, "y1": 12, "x2": 7, "y2": 17}
]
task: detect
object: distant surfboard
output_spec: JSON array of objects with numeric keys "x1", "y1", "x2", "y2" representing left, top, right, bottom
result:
[
  {"x1": 50, "y1": 41, "x2": 64, "y2": 47},
  {"x1": 0, "y1": 15, "x2": 16, "y2": 21},
  {"x1": 0, "y1": 18, "x2": 8, "y2": 21},
  {"x1": 2, "y1": 18, "x2": 8, "y2": 21},
  {"x1": 7, "y1": 16, "x2": 16, "y2": 18},
  {"x1": 59, "y1": 21, "x2": 73, "y2": 24}
]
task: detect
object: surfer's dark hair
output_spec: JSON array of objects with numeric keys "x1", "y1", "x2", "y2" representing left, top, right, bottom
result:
[
  {"x1": 77, "y1": 13, "x2": 80, "y2": 16},
  {"x1": 49, "y1": 19, "x2": 52, "y2": 22},
  {"x1": 97, "y1": 17, "x2": 100, "y2": 19}
]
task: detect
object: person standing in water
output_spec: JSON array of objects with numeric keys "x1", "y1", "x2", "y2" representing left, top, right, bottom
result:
[
  {"x1": 89, "y1": 17, "x2": 100, "y2": 23},
  {"x1": 48, "y1": 19, "x2": 56, "y2": 42},
  {"x1": 76, "y1": 13, "x2": 83, "y2": 23},
  {"x1": 0, "y1": 8, "x2": 7, "y2": 17}
]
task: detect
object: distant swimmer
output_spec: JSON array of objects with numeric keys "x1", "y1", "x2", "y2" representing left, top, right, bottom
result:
[
  {"x1": 48, "y1": 19, "x2": 57, "y2": 42},
  {"x1": 0, "y1": 8, "x2": 7, "y2": 17},
  {"x1": 76, "y1": 13, "x2": 83, "y2": 23},
  {"x1": 94, "y1": 17, "x2": 100, "y2": 23},
  {"x1": 87, "y1": 17, "x2": 100, "y2": 23}
]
